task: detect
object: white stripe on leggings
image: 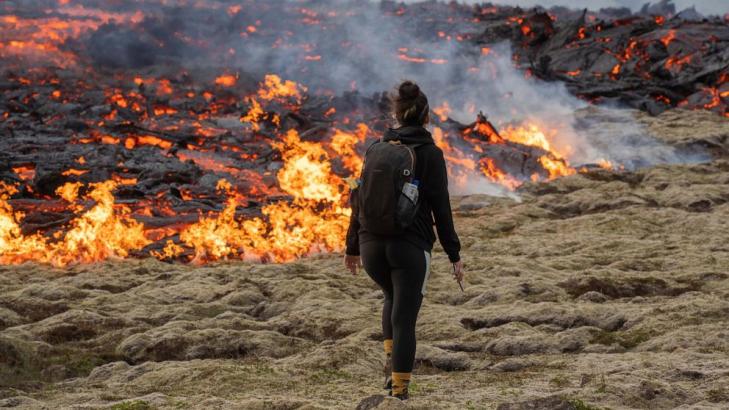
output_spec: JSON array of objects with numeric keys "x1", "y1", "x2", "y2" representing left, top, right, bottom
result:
[{"x1": 421, "y1": 250, "x2": 432, "y2": 296}]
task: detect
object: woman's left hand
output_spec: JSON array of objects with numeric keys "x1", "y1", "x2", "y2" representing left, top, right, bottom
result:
[{"x1": 344, "y1": 254, "x2": 361, "y2": 275}]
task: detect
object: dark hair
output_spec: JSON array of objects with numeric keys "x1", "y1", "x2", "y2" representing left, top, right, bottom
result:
[{"x1": 392, "y1": 80, "x2": 429, "y2": 126}]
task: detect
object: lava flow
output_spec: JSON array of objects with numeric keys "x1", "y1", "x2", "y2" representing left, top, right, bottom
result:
[
  {"x1": 1, "y1": 0, "x2": 725, "y2": 266},
  {"x1": 0, "y1": 70, "x2": 585, "y2": 267}
]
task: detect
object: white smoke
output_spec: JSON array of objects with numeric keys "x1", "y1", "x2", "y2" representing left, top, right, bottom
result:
[
  {"x1": 226, "y1": 1, "x2": 697, "y2": 195},
  {"x1": 420, "y1": 41, "x2": 694, "y2": 195},
  {"x1": 452, "y1": 176, "x2": 523, "y2": 200},
  {"x1": 396, "y1": 0, "x2": 729, "y2": 16}
]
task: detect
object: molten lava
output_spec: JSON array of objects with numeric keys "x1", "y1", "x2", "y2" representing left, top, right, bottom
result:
[
  {"x1": 167, "y1": 128, "x2": 353, "y2": 264},
  {"x1": 4, "y1": 0, "x2": 719, "y2": 267},
  {"x1": 0, "y1": 181, "x2": 149, "y2": 267}
]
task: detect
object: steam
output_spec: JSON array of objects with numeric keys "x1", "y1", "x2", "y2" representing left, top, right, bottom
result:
[
  {"x1": 397, "y1": 0, "x2": 728, "y2": 17},
  {"x1": 453, "y1": 176, "x2": 522, "y2": 200}
]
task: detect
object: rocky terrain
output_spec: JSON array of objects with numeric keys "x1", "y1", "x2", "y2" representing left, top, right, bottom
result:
[{"x1": 1, "y1": 109, "x2": 729, "y2": 409}]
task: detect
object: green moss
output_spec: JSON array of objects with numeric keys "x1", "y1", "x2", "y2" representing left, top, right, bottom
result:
[
  {"x1": 549, "y1": 375, "x2": 570, "y2": 387},
  {"x1": 189, "y1": 304, "x2": 229, "y2": 318},
  {"x1": 109, "y1": 400, "x2": 152, "y2": 410},
  {"x1": 622, "y1": 330, "x2": 653, "y2": 349},
  {"x1": 707, "y1": 387, "x2": 729, "y2": 403},
  {"x1": 59, "y1": 354, "x2": 105, "y2": 377},
  {"x1": 46, "y1": 346, "x2": 119, "y2": 379},
  {"x1": 251, "y1": 362, "x2": 276, "y2": 375},
  {"x1": 590, "y1": 331, "x2": 619, "y2": 346},
  {"x1": 595, "y1": 374, "x2": 608, "y2": 394},
  {"x1": 590, "y1": 328, "x2": 655, "y2": 349},
  {"x1": 1, "y1": 334, "x2": 120, "y2": 389},
  {"x1": 567, "y1": 398, "x2": 605, "y2": 410},
  {"x1": 0, "y1": 337, "x2": 43, "y2": 388},
  {"x1": 308, "y1": 368, "x2": 353, "y2": 384},
  {"x1": 407, "y1": 379, "x2": 420, "y2": 394},
  {"x1": 172, "y1": 400, "x2": 191, "y2": 409}
]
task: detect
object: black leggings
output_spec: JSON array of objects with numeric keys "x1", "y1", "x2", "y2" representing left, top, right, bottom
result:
[{"x1": 360, "y1": 238, "x2": 431, "y2": 373}]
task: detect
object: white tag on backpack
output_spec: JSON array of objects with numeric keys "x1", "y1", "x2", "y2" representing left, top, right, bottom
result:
[{"x1": 402, "y1": 182, "x2": 418, "y2": 203}]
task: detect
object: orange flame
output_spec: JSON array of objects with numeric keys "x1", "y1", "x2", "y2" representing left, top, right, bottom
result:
[
  {"x1": 538, "y1": 155, "x2": 576, "y2": 179},
  {"x1": 330, "y1": 124, "x2": 369, "y2": 174},
  {"x1": 665, "y1": 54, "x2": 692, "y2": 70},
  {"x1": 499, "y1": 122, "x2": 576, "y2": 180},
  {"x1": 660, "y1": 29, "x2": 676, "y2": 47},
  {"x1": 12, "y1": 166, "x2": 35, "y2": 181},
  {"x1": 702, "y1": 87, "x2": 721, "y2": 110},
  {"x1": 611, "y1": 63, "x2": 622, "y2": 78},
  {"x1": 215, "y1": 74, "x2": 237, "y2": 87},
  {"x1": 433, "y1": 101, "x2": 452, "y2": 122},
  {"x1": 474, "y1": 121, "x2": 504, "y2": 144},
  {"x1": 257, "y1": 74, "x2": 305, "y2": 102},
  {"x1": 431, "y1": 127, "x2": 477, "y2": 188},
  {"x1": 0, "y1": 181, "x2": 150, "y2": 267},
  {"x1": 56, "y1": 181, "x2": 82, "y2": 202},
  {"x1": 173, "y1": 128, "x2": 350, "y2": 263},
  {"x1": 241, "y1": 97, "x2": 265, "y2": 131},
  {"x1": 0, "y1": 64, "x2": 598, "y2": 267},
  {"x1": 480, "y1": 158, "x2": 521, "y2": 190},
  {"x1": 500, "y1": 123, "x2": 556, "y2": 154}
]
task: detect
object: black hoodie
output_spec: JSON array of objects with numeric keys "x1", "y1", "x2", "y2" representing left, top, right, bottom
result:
[{"x1": 345, "y1": 125, "x2": 461, "y2": 263}]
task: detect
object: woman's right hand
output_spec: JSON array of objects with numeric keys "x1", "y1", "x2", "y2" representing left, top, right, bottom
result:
[
  {"x1": 452, "y1": 260, "x2": 464, "y2": 283},
  {"x1": 344, "y1": 254, "x2": 361, "y2": 275}
]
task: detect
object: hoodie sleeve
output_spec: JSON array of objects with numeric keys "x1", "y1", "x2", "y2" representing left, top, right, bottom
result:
[
  {"x1": 424, "y1": 147, "x2": 461, "y2": 263},
  {"x1": 345, "y1": 188, "x2": 360, "y2": 256}
]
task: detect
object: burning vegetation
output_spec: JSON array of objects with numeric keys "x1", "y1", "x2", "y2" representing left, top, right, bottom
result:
[{"x1": 0, "y1": 0, "x2": 726, "y2": 266}]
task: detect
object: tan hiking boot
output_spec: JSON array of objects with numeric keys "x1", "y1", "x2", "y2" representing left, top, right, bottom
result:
[
  {"x1": 389, "y1": 380, "x2": 409, "y2": 400},
  {"x1": 391, "y1": 372, "x2": 410, "y2": 400}
]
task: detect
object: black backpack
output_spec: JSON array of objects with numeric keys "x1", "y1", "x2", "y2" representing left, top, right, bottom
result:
[{"x1": 354, "y1": 139, "x2": 424, "y2": 235}]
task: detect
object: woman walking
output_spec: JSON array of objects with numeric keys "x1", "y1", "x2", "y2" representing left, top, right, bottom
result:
[{"x1": 344, "y1": 80, "x2": 464, "y2": 400}]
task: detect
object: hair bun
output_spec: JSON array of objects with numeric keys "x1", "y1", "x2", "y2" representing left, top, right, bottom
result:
[
  {"x1": 392, "y1": 80, "x2": 429, "y2": 125},
  {"x1": 398, "y1": 80, "x2": 420, "y2": 100}
]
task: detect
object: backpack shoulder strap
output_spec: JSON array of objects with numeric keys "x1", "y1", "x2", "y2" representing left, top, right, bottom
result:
[
  {"x1": 401, "y1": 140, "x2": 434, "y2": 179},
  {"x1": 354, "y1": 138, "x2": 382, "y2": 184},
  {"x1": 364, "y1": 138, "x2": 383, "y2": 154}
]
